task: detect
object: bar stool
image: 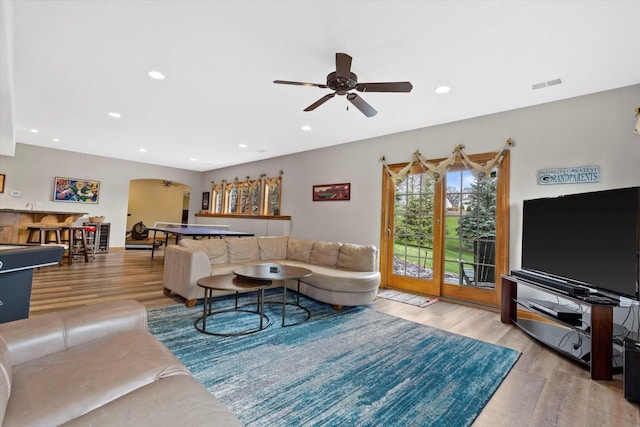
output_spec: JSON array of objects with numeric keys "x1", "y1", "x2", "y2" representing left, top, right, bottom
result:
[
  {"x1": 65, "y1": 226, "x2": 91, "y2": 264},
  {"x1": 85, "y1": 225, "x2": 97, "y2": 260},
  {"x1": 27, "y1": 225, "x2": 67, "y2": 266},
  {"x1": 27, "y1": 226, "x2": 63, "y2": 245}
]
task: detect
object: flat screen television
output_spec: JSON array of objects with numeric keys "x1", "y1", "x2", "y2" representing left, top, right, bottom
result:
[{"x1": 521, "y1": 186, "x2": 639, "y2": 300}]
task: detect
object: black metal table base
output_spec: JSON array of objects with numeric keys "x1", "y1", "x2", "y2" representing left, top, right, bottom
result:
[
  {"x1": 262, "y1": 300, "x2": 311, "y2": 327},
  {"x1": 280, "y1": 280, "x2": 311, "y2": 327},
  {"x1": 194, "y1": 288, "x2": 270, "y2": 336},
  {"x1": 194, "y1": 278, "x2": 311, "y2": 335}
]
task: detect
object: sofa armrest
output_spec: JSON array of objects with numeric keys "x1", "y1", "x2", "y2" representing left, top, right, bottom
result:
[
  {"x1": 163, "y1": 245, "x2": 211, "y2": 300},
  {"x1": 0, "y1": 300, "x2": 147, "y2": 367}
]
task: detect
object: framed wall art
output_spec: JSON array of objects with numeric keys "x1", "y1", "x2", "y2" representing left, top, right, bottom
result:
[
  {"x1": 312, "y1": 183, "x2": 351, "y2": 201},
  {"x1": 53, "y1": 177, "x2": 100, "y2": 204},
  {"x1": 202, "y1": 191, "x2": 210, "y2": 211},
  {"x1": 0, "y1": 174, "x2": 5, "y2": 193}
]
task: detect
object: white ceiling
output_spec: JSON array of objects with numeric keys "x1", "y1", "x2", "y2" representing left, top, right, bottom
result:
[{"x1": 5, "y1": 0, "x2": 640, "y2": 172}]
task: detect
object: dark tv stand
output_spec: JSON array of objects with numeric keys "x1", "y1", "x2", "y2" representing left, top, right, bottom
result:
[{"x1": 501, "y1": 274, "x2": 619, "y2": 380}]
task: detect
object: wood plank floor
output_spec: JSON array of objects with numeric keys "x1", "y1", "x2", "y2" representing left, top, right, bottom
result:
[{"x1": 30, "y1": 250, "x2": 639, "y2": 426}]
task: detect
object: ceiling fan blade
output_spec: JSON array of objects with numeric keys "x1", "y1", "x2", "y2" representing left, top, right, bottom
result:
[
  {"x1": 335, "y1": 53, "x2": 352, "y2": 79},
  {"x1": 346, "y1": 93, "x2": 377, "y2": 117},
  {"x1": 355, "y1": 82, "x2": 413, "y2": 93},
  {"x1": 304, "y1": 93, "x2": 336, "y2": 111},
  {"x1": 273, "y1": 80, "x2": 328, "y2": 88}
]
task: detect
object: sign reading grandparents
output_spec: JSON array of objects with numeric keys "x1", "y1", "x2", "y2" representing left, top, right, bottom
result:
[{"x1": 537, "y1": 165, "x2": 600, "y2": 185}]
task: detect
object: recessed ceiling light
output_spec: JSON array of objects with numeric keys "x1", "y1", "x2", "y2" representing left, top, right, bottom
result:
[
  {"x1": 108, "y1": 112, "x2": 121, "y2": 118},
  {"x1": 30, "y1": 129, "x2": 38, "y2": 133},
  {"x1": 190, "y1": 158, "x2": 198, "y2": 162},
  {"x1": 138, "y1": 148, "x2": 147, "y2": 153},
  {"x1": 148, "y1": 70, "x2": 165, "y2": 80},
  {"x1": 301, "y1": 125, "x2": 311, "y2": 131},
  {"x1": 435, "y1": 86, "x2": 451, "y2": 94},
  {"x1": 238, "y1": 144, "x2": 248, "y2": 149},
  {"x1": 52, "y1": 138, "x2": 60, "y2": 142}
]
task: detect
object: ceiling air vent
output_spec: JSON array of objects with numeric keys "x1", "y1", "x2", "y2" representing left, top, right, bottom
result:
[{"x1": 532, "y1": 78, "x2": 563, "y2": 90}]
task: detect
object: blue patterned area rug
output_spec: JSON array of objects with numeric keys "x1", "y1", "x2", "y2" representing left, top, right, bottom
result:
[{"x1": 148, "y1": 291, "x2": 519, "y2": 427}]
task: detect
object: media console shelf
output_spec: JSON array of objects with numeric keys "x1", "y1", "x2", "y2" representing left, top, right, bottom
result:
[{"x1": 501, "y1": 274, "x2": 620, "y2": 380}]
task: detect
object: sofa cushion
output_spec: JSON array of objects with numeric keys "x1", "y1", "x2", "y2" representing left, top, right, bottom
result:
[
  {"x1": 287, "y1": 238, "x2": 314, "y2": 263},
  {"x1": 258, "y1": 236, "x2": 289, "y2": 260},
  {"x1": 179, "y1": 239, "x2": 228, "y2": 264},
  {"x1": 309, "y1": 241, "x2": 342, "y2": 267},
  {"x1": 3, "y1": 330, "x2": 189, "y2": 427},
  {"x1": 226, "y1": 237, "x2": 260, "y2": 263},
  {"x1": 287, "y1": 263, "x2": 381, "y2": 292},
  {"x1": 336, "y1": 243, "x2": 377, "y2": 272},
  {"x1": 62, "y1": 375, "x2": 242, "y2": 427}
]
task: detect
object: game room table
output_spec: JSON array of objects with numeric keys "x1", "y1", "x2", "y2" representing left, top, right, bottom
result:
[{"x1": 146, "y1": 226, "x2": 254, "y2": 259}]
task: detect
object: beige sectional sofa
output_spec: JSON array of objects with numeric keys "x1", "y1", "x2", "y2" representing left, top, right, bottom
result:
[
  {"x1": 163, "y1": 236, "x2": 381, "y2": 309},
  {"x1": 0, "y1": 300, "x2": 241, "y2": 427}
]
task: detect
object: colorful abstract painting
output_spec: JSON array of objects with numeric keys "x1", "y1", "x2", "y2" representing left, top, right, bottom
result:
[{"x1": 53, "y1": 177, "x2": 100, "y2": 204}]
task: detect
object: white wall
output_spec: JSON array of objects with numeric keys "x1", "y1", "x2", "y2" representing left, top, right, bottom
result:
[
  {"x1": 0, "y1": 0, "x2": 15, "y2": 157},
  {"x1": 0, "y1": 144, "x2": 202, "y2": 247},
  {"x1": 1, "y1": 85, "x2": 638, "y2": 257},
  {"x1": 202, "y1": 84, "x2": 640, "y2": 269}
]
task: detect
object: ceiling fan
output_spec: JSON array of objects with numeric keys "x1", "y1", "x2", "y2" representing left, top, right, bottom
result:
[{"x1": 274, "y1": 52, "x2": 413, "y2": 117}]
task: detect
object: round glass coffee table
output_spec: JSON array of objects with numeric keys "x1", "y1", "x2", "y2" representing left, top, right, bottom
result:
[
  {"x1": 233, "y1": 264, "x2": 312, "y2": 327},
  {"x1": 195, "y1": 274, "x2": 272, "y2": 336}
]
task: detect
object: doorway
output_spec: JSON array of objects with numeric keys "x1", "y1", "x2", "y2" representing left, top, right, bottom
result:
[
  {"x1": 380, "y1": 151, "x2": 509, "y2": 307},
  {"x1": 126, "y1": 179, "x2": 191, "y2": 248}
]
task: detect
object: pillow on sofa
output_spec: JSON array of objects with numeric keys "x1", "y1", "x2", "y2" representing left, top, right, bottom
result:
[
  {"x1": 226, "y1": 237, "x2": 260, "y2": 263},
  {"x1": 309, "y1": 241, "x2": 342, "y2": 267},
  {"x1": 179, "y1": 239, "x2": 228, "y2": 264},
  {"x1": 336, "y1": 243, "x2": 377, "y2": 271},
  {"x1": 258, "y1": 236, "x2": 288, "y2": 260},
  {"x1": 287, "y1": 238, "x2": 314, "y2": 263}
]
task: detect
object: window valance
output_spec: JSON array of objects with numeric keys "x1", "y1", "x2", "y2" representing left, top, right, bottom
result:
[{"x1": 380, "y1": 138, "x2": 515, "y2": 183}]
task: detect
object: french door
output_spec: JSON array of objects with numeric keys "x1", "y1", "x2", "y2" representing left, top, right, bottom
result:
[{"x1": 380, "y1": 151, "x2": 509, "y2": 307}]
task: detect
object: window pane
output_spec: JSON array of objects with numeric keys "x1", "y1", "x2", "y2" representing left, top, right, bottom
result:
[
  {"x1": 268, "y1": 180, "x2": 281, "y2": 215},
  {"x1": 444, "y1": 169, "x2": 497, "y2": 289},
  {"x1": 393, "y1": 173, "x2": 434, "y2": 279},
  {"x1": 228, "y1": 187, "x2": 238, "y2": 213}
]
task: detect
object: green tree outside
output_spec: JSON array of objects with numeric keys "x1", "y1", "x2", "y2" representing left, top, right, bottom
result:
[{"x1": 457, "y1": 176, "x2": 497, "y2": 249}]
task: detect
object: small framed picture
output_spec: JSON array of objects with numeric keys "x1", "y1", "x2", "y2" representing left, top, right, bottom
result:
[
  {"x1": 312, "y1": 183, "x2": 351, "y2": 201},
  {"x1": 0, "y1": 174, "x2": 5, "y2": 193}
]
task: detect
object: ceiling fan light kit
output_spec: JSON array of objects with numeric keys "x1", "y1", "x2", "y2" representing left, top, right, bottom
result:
[{"x1": 274, "y1": 53, "x2": 413, "y2": 117}]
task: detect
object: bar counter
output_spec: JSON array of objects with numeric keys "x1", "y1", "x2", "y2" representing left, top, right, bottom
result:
[{"x1": 0, "y1": 209, "x2": 87, "y2": 243}]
